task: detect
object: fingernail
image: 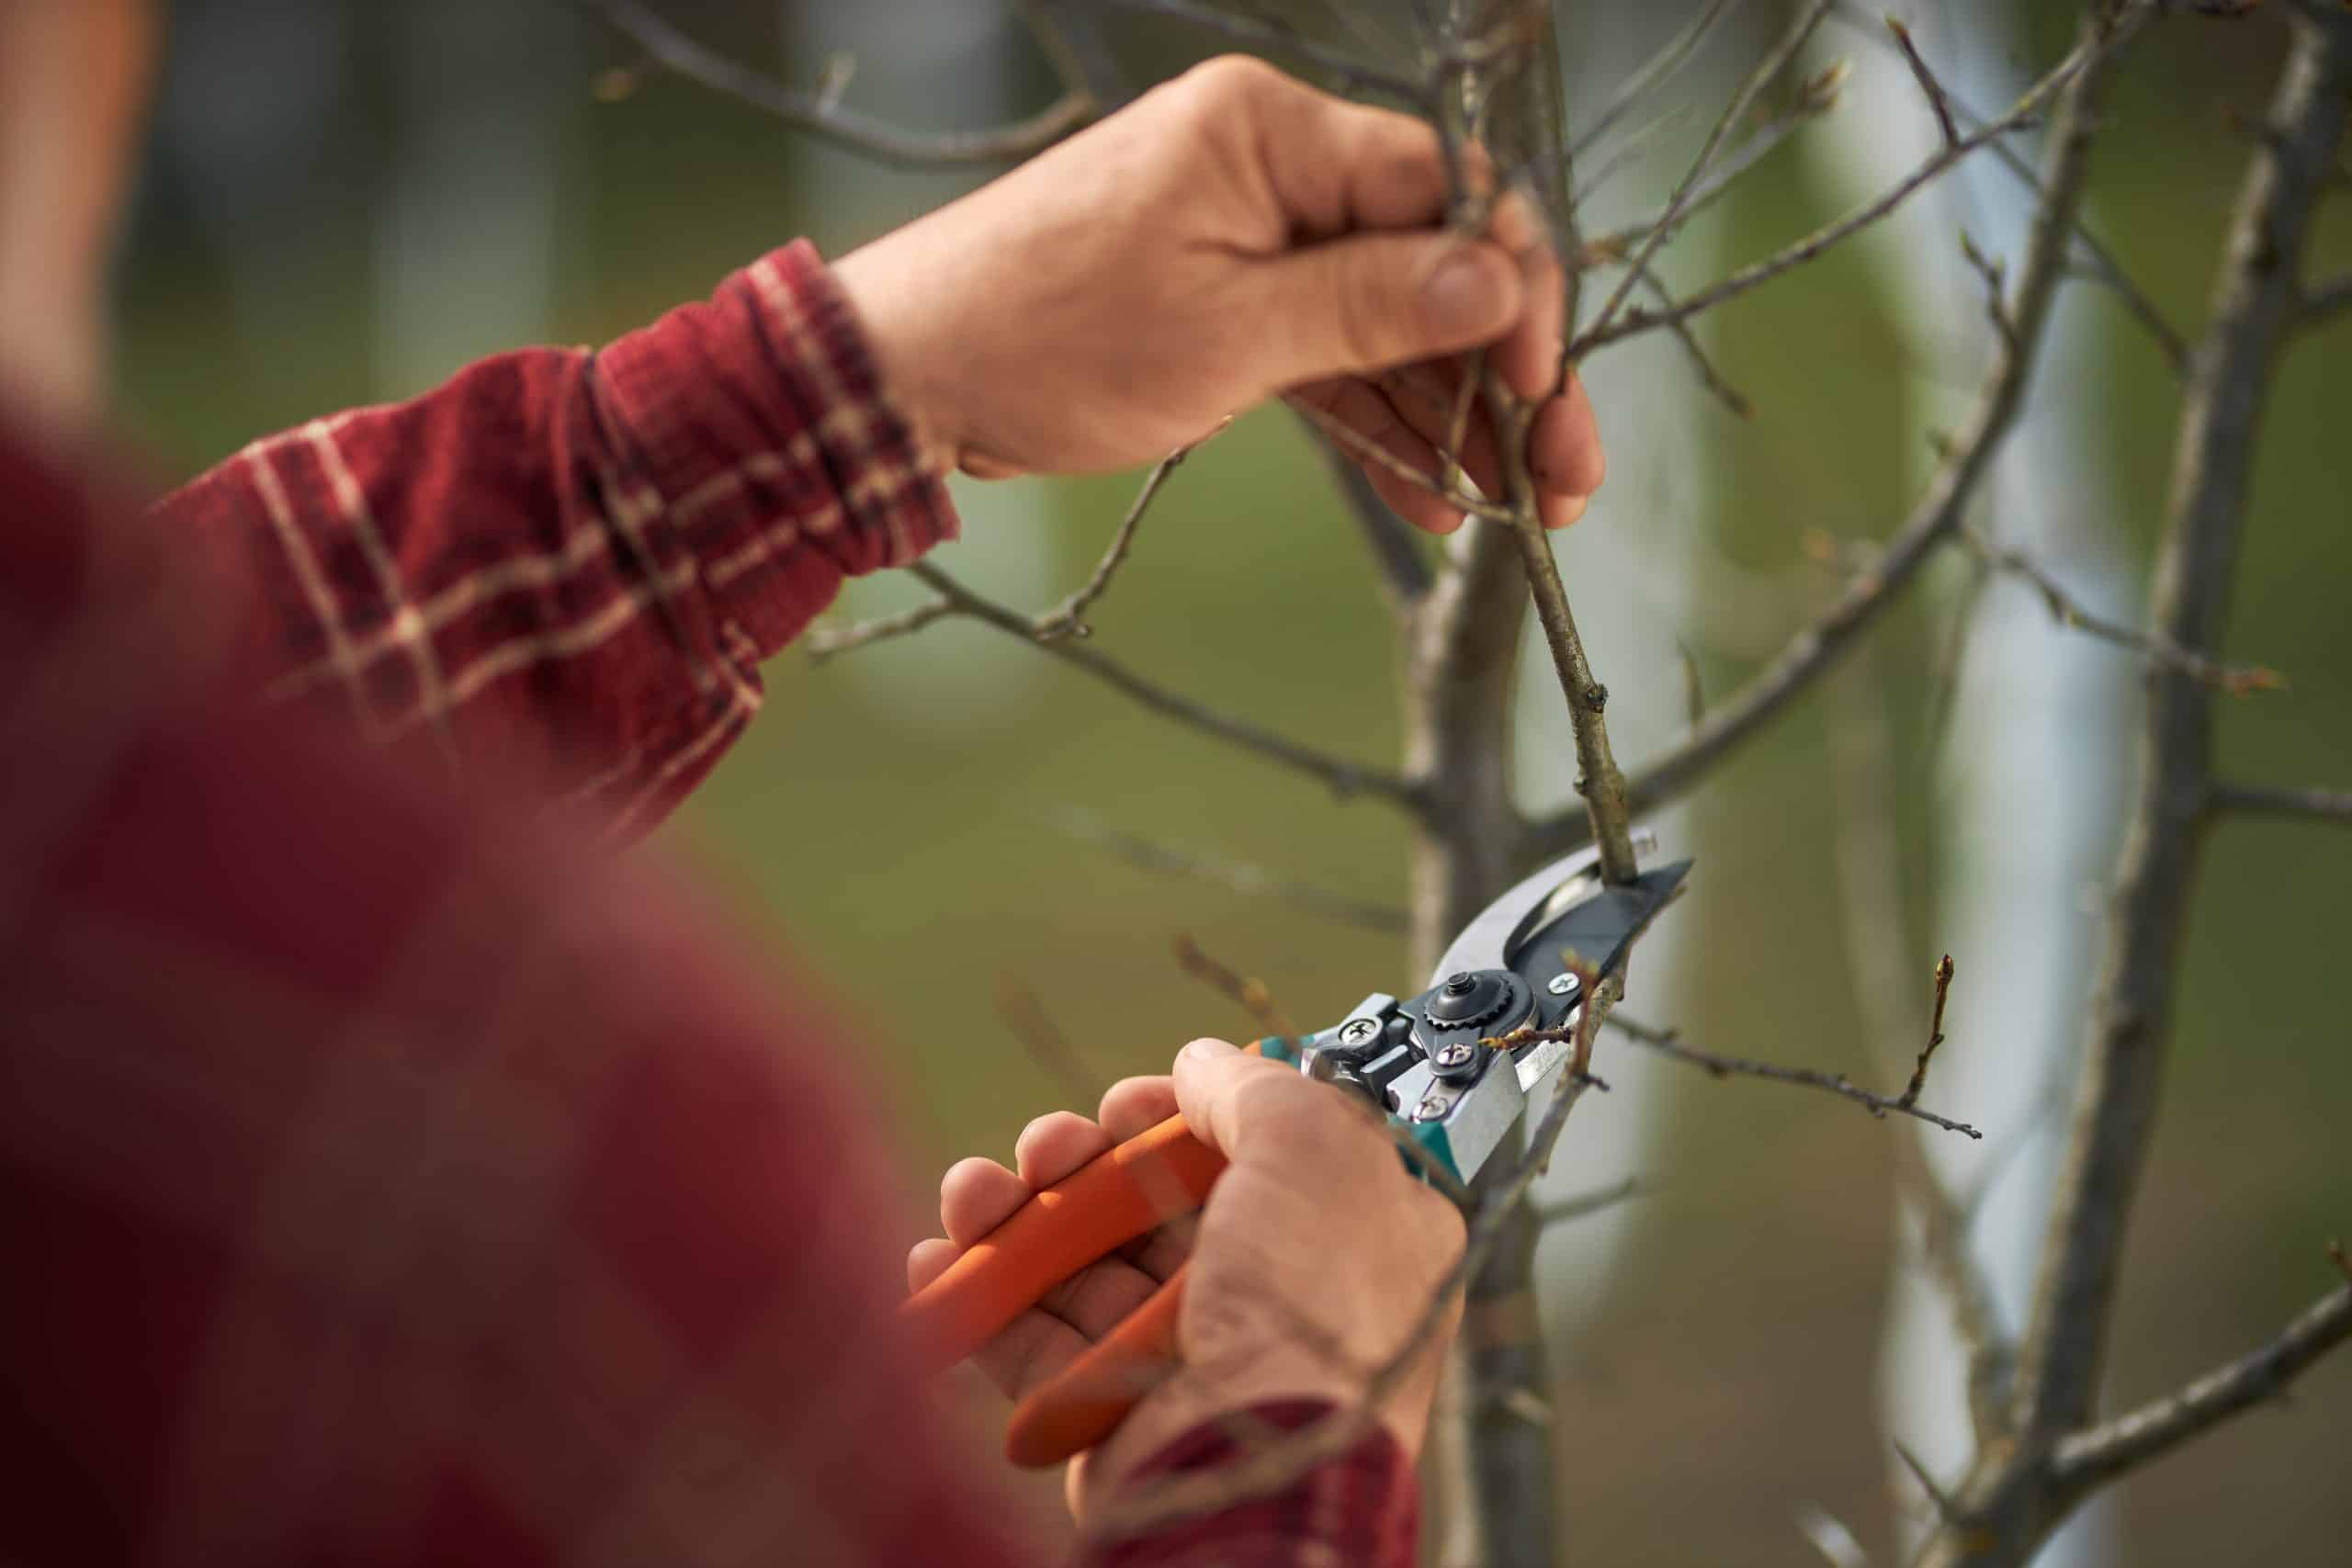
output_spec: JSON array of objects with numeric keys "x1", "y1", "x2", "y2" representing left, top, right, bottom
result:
[
  {"x1": 1183, "y1": 1038, "x2": 1235, "y2": 1062},
  {"x1": 1425, "y1": 249, "x2": 1511, "y2": 339}
]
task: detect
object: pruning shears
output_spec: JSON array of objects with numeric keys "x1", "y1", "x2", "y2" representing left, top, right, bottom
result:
[{"x1": 899, "y1": 836, "x2": 1691, "y2": 1468}]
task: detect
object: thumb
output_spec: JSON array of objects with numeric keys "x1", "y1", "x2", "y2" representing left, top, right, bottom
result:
[
  {"x1": 1245, "y1": 233, "x2": 1524, "y2": 387},
  {"x1": 1171, "y1": 1036, "x2": 1319, "y2": 1164}
]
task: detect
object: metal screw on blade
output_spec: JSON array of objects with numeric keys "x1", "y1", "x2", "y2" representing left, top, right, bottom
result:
[
  {"x1": 1434, "y1": 1042, "x2": 1475, "y2": 1067},
  {"x1": 1547, "y1": 974, "x2": 1579, "y2": 997},
  {"x1": 1338, "y1": 1018, "x2": 1380, "y2": 1046},
  {"x1": 1413, "y1": 1094, "x2": 1450, "y2": 1122}
]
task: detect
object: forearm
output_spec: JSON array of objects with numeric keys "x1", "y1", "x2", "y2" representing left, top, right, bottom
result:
[{"x1": 155, "y1": 240, "x2": 955, "y2": 838}]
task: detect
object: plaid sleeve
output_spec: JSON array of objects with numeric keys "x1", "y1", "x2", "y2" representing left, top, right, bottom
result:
[
  {"x1": 150, "y1": 239, "x2": 957, "y2": 839},
  {"x1": 1084, "y1": 1402, "x2": 1420, "y2": 1567}
]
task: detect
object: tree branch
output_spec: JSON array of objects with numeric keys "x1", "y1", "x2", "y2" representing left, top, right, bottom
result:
[
  {"x1": 2300, "y1": 271, "x2": 2352, "y2": 325},
  {"x1": 1569, "y1": 0, "x2": 1747, "y2": 159},
  {"x1": 1314, "y1": 436, "x2": 1436, "y2": 605},
  {"x1": 819, "y1": 558, "x2": 1418, "y2": 807},
  {"x1": 1826, "y1": 0, "x2": 2189, "y2": 374},
  {"x1": 1530, "y1": 8, "x2": 2141, "y2": 865},
  {"x1": 1575, "y1": 20, "x2": 2117, "y2": 355},
  {"x1": 576, "y1": 0, "x2": 1094, "y2": 166},
  {"x1": 2007, "y1": 4, "x2": 2351, "y2": 1458},
  {"x1": 2049, "y1": 1247, "x2": 2352, "y2": 1496},
  {"x1": 1885, "y1": 17, "x2": 1961, "y2": 149},
  {"x1": 1035, "y1": 447, "x2": 1193, "y2": 639},
  {"x1": 2207, "y1": 779, "x2": 2352, "y2": 825},
  {"x1": 1597, "y1": 1013, "x2": 1982, "y2": 1138},
  {"x1": 1040, "y1": 806, "x2": 1409, "y2": 934},
  {"x1": 1106, "y1": 0, "x2": 1432, "y2": 107},
  {"x1": 1581, "y1": 0, "x2": 1837, "y2": 347},
  {"x1": 1960, "y1": 525, "x2": 2284, "y2": 694}
]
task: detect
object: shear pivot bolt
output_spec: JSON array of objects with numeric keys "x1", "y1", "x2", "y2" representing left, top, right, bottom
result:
[
  {"x1": 1434, "y1": 1042, "x2": 1475, "y2": 1067},
  {"x1": 1442, "y1": 973, "x2": 1476, "y2": 996},
  {"x1": 1338, "y1": 1018, "x2": 1381, "y2": 1046},
  {"x1": 1413, "y1": 1095, "x2": 1450, "y2": 1122}
]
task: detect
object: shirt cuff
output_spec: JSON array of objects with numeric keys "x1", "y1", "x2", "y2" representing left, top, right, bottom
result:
[
  {"x1": 594, "y1": 238, "x2": 959, "y2": 665},
  {"x1": 1084, "y1": 1400, "x2": 1419, "y2": 1566}
]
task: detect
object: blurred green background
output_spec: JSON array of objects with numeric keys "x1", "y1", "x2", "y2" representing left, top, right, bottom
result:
[{"x1": 113, "y1": 1, "x2": 2349, "y2": 1562}]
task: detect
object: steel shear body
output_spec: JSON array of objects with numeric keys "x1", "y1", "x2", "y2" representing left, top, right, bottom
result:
[{"x1": 899, "y1": 838, "x2": 1691, "y2": 1467}]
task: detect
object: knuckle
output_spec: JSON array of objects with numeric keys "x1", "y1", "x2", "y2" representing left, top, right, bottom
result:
[{"x1": 1178, "y1": 52, "x2": 1283, "y2": 109}]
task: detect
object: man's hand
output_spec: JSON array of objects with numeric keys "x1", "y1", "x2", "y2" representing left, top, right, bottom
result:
[
  {"x1": 906, "y1": 1038, "x2": 1466, "y2": 1518},
  {"x1": 834, "y1": 56, "x2": 1603, "y2": 533}
]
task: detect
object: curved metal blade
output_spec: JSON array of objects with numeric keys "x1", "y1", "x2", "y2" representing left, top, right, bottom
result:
[{"x1": 1427, "y1": 829, "x2": 1669, "y2": 987}]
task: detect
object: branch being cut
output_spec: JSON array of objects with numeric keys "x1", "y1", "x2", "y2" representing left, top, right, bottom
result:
[
  {"x1": 1528, "y1": 9, "x2": 2143, "y2": 864},
  {"x1": 2048, "y1": 1246, "x2": 2352, "y2": 1496},
  {"x1": 1591, "y1": 1013, "x2": 1982, "y2": 1138},
  {"x1": 2207, "y1": 779, "x2": 2352, "y2": 825},
  {"x1": 576, "y1": 0, "x2": 1094, "y2": 166}
]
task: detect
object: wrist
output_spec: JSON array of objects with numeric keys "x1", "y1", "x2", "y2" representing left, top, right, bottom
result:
[{"x1": 830, "y1": 236, "x2": 967, "y2": 478}]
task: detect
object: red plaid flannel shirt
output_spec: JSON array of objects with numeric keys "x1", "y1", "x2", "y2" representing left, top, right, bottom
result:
[{"x1": 0, "y1": 242, "x2": 1417, "y2": 1566}]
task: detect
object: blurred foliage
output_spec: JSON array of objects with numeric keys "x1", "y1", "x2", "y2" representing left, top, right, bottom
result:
[{"x1": 113, "y1": 1, "x2": 2350, "y2": 1560}]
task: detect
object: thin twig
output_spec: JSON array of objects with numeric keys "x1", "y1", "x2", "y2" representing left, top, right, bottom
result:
[
  {"x1": 804, "y1": 596, "x2": 956, "y2": 660},
  {"x1": 1576, "y1": 19, "x2": 2120, "y2": 356},
  {"x1": 1962, "y1": 525, "x2": 2285, "y2": 694},
  {"x1": 1313, "y1": 438, "x2": 1434, "y2": 606},
  {"x1": 575, "y1": 0, "x2": 1093, "y2": 166},
  {"x1": 1894, "y1": 1438, "x2": 1964, "y2": 1524},
  {"x1": 2301, "y1": 272, "x2": 2352, "y2": 325},
  {"x1": 1885, "y1": 17, "x2": 1961, "y2": 148},
  {"x1": 993, "y1": 975, "x2": 1102, "y2": 1106},
  {"x1": 1041, "y1": 807, "x2": 1409, "y2": 935},
  {"x1": 1294, "y1": 400, "x2": 1514, "y2": 523},
  {"x1": 1528, "y1": 13, "x2": 2143, "y2": 864},
  {"x1": 1035, "y1": 446, "x2": 1194, "y2": 640},
  {"x1": 1106, "y1": 0, "x2": 1432, "y2": 107},
  {"x1": 1575, "y1": 64, "x2": 1849, "y2": 272},
  {"x1": 1826, "y1": 0, "x2": 2188, "y2": 373},
  {"x1": 824, "y1": 560, "x2": 1418, "y2": 807},
  {"x1": 1899, "y1": 954, "x2": 1956, "y2": 1111},
  {"x1": 2206, "y1": 779, "x2": 2352, "y2": 825},
  {"x1": 1596, "y1": 1013, "x2": 1983, "y2": 1138},
  {"x1": 1532, "y1": 1174, "x2": 1648, "y2": 1229},
  {"x1": 1634, "y1": 262, "x2": 1756, "y2": 419},
  {"x1": 2048, "y1": 1246, "x2": 2352, "y2": 1496},
  {"x1": 1582, "y1": 0, "x2": 1838, "y2": 346},
  {"x1": 1569, "y1": 0, "x2": 1748, "y2": 158},
  {"x1": 1170, "y1": 933, "x2": 1298, "y2": 1038}
]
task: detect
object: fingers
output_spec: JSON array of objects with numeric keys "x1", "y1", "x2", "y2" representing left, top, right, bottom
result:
[
  {"x1": 1530, "y1": 374, "x2": 1604, "y2": 528},
  {"x1": 1098, "y1": 1075, "x2": 1180, "y2": 1141},
  {"x1": 1204, "y1": 56, "x2": 1454, "y2": 238},
  {"x1": 1293, "y1": 378, "x2": 1469, "y2": 534},
  {"x1": 1489, "y1": 192, "x2": 1568, "y2": 403},
  {"x1": 1249, "y1": 231, "x2": 1525, "y2": 392},
  {"x1": 1169, "y1": 1036, "x2": 1340, "y2": 1167}
]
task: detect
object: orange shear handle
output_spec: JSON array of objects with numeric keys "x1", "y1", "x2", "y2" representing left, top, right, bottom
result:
[{"x1": 897, "y1": 1111, "x2": 1223, "y2": 1381}]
